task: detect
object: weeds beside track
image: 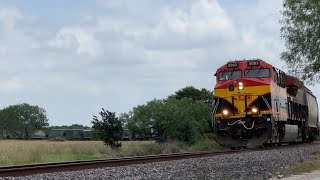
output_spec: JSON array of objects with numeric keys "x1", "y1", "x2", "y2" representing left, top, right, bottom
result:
[{"x1": 0, "y1": 149, "x2": 254, "y2": 177}]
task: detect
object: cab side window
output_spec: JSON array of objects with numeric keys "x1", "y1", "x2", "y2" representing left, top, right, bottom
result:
[
  {"x1": 273, "y1": 67, "x2": 286, "y2": 88},
  {"x1": 273, "y1": 68, "x2": 278, "y2": 83}
]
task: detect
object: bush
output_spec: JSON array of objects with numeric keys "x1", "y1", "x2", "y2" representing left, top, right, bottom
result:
[
  {"x1": 193, "y1": 138, "x2": 221, "y2": 151},
  {"x1": 92, "y1": 109, "x2": 123, "y2": 149}
]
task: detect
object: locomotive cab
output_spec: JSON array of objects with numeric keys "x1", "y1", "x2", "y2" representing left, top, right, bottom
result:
[
  {"x1": 214, "y1": 60, "x2": 273, "y2": 148},
  {"x1": 213, "y1": 59, "x2": 319, "y2": 148}
]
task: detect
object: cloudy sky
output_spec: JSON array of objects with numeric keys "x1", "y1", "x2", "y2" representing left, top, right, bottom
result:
[{"x1": 0, "y1": 0, "x2": 319, "y2": 126}]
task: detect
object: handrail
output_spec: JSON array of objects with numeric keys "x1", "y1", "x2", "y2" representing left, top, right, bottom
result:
[{"x1": 212, "y1": 99, "x2": 220, "y2": 130}]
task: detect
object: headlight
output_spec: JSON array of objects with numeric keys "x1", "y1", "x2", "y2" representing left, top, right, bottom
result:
[
  {"x1": 252, "y1": 107, "x2": 258, "y2": 114},
  {"x1": 238, "y1": 82, "x2": 244, "y2": 90},
  {"x1": 222, "y1": 109, "x2": 229, "y2": 116}
]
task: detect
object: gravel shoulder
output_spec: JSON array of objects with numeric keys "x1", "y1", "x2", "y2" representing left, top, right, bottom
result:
[
  {"x1": 2, "y1": 143, "x2": 320, "y2": 180},
  {"x1": 281, "y1": 171, "x2": 320, "y2": 180}
]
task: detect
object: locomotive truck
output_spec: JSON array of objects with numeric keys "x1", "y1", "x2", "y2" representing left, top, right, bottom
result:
[{"x1": 213, "y1": 59, "x2": 319, "y2": 148}]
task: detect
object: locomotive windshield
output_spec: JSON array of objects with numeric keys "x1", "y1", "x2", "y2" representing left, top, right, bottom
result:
[
  {"x1": 245, "y1": 68, "x2": 270, "y2": 78},
  {"x1": 219, "y1": 70, "x2": 241, "y2": 80}
]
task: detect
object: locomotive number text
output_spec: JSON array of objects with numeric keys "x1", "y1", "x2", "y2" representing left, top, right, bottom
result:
[
  {"x1": 227, "y1": 62, "x2": 238, "y2": 68},
  {"x1": 248, "y1": 61, "x2": 260, "y2": 66}
]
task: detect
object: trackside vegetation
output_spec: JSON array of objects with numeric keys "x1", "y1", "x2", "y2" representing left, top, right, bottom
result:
[
  {"x1": 0, "y1": 103, "x2": 49, "y2": 139},
  {"x1": 0, "y1": 140, "x2": 220, "y2": 166},
  {"x1": 0, "y1": 86, "x2": 219, "y2": 166},
  {"x1": 92, "y1": 108, "x2": 124, "y2": 149},
  {"x1": 129, "y1": 86, "x2": 214, "y2": 144},
  {"x1": 281, "y1": 0, "x2": 320, "y2": 83},
  {"x1": 281, "y1": 150, "x2": 320, "y2": 177},
  {"x1": 97, "y1": 86, "x2": 215, "y2": 147}
]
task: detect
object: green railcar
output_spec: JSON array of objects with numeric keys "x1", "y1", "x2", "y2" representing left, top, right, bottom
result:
[
  {"x1": 48, "y1": 129, "x2": 65, "y2": 138},
  {"x1": 48, "y1": 129, "x2": 92, "y2": 140}
]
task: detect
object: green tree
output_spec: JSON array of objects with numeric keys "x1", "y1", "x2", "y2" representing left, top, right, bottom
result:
[
  {"x1": 92, "y1": 108, "x2": 123, "y2": 149},
  {"x1": 165, "y1": 98, "x2": 210, "y2": 143},
  {"x1": 170, "y1": 86, "x2": 214, "y2": 131},
  {"x1": 170, "y1": 86, "x2": 214, "y2": 108},
  {"x1": 49, "y1": 125, "x2": 69, "y2": 129},
  {"x1": 119, "y1": 112, "x2": 134, "y2": 140},
  {"x1": 126, "y1": 98, "x2": 210, "y2": 144},
  {"x1": 0, "y1": 103, "x2": 49, "y2": 139},
  {"x1": 281, "y1": 0, "x2": 320, "y2": 83},
  {"x1": 69, "y1": 124, "x2": 89, "y2": 129},
  {"x1": 49, "y1": 124, "x2": 89, "y2": 130},
  {"x1": 171, "y1": 86, "x2": 203, "y2": 101},
  {"x1": 125, "y1": 101, "x2": 161, "y2": 140}
]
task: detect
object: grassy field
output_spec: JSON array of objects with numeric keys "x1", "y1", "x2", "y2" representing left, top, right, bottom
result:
[{"x1": 0, "y1": 139, "x2": 220, "y2": 166}]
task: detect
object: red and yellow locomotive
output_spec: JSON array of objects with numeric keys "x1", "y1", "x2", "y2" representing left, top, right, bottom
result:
[{"x1": 213, "y1": 59, "x2": 318, "y2": 148}]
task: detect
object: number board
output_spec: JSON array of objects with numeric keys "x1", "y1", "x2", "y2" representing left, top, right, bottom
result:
[
  {"x1": 239, "y1": 95, "x2": 252, "y2": 100},
  {"x1": 248, "y1": 61, "x2": 260, "y2": 66},
  {"x1": 227, "y1": 62, "x2": 238, "y2": 68}
]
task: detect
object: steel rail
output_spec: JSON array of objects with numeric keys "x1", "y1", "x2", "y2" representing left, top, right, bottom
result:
[
  {"x1": 0, "y1": 149, "x2": 254, "y2": 177},
  {"x1": 1, "y1": 142, "x2": 311, "y2": 177}
]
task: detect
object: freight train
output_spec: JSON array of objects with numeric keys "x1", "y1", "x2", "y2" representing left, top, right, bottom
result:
[{"x1": 213, "y1": 59, "x2": 319, "y2": 148}]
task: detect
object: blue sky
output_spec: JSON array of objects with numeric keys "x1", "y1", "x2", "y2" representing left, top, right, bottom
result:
[{"x1": 0, "y1": 0, "x2": 319, "y2": 126}]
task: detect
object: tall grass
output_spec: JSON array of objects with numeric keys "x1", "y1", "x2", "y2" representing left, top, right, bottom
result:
[
  {"x1": 0, "y1": 140, "x2": 110, "y2": 166},
  {"x1": 0, "y1": 139, "x2": 220, "y2": 166}
]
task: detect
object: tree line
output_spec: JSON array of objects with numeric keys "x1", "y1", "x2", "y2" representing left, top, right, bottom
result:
[
  {"x1": 92, "y1": 86, "x2": 214, "y2": 148},
  {"x1": 0, "y1": 103, "x2": 49, "y2": 139},
  {"x1": 0, "y1": 104, "x2": 91, "y2": 140}
]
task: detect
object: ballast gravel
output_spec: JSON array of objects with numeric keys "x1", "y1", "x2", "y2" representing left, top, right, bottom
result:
[{"x1": 2, "y1": 143, "x2": 320, "y2": 180}]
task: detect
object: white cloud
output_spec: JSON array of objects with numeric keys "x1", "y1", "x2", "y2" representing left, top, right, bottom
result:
[
  {"x1": 0, "y1": 78, "x2": 23, "y2": 94},
  {"x1": 135, "y1": 0, "x2": 235, "y2": 50},
  {"x1": 1, "y1": 0, "x2": 316, "y2": 126},
  {"x1": 48, "y1": 31, "x2": 79, "y2": 52},
  {"x1": 159, "y1": 0, "x2": 233, "y2": 39},
  {"x1": 48, "y1": 28, "x2": 103, "y2": 57},
  {"x1": 0, "y1": 46, "x2": 7, "y2": 55},
  {"x1": 0, "y1": 7, "x2": 22, "y2": 30}
]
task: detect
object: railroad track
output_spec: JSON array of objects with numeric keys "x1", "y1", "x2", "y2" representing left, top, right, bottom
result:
[
  {"x1": 0, "y1": 143, "x2": 310, "y2": 177},
  {"x1": 0, "y1": 149, "x2": 255, "y2": 177}
]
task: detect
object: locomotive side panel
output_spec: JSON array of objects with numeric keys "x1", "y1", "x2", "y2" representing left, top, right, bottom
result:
[
  {"x1": 270, "y1": 69, "x2": 288, "y2": 122},
  {"x1": 295, "y1": 88, "x2": 307, "y2": 105},
  {"x1": 306, "y1": 91, "x2": 318, "y2": 128}
]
